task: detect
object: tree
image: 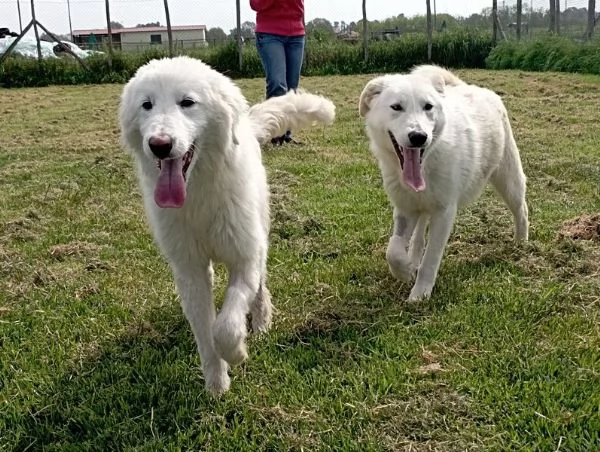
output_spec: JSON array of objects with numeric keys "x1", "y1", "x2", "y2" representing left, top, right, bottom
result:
[
  {"x1": 305, "y1": 18, "x2": 335, "y2": 42},
  {"x1": 206, "y1": 27, "x2": 227, "y2": 45},
  {"x1": 109, "y1": 21, "x2": 124, "y2": 29},
  {"x1": 229, "y1": 21, "x2": 255, "y2": 40},
  {"x1": 40, "y1": 32, "x2": 70, "y2": 42},
  {"x1": 135, "y1": 22, "x2": 161, "y2": 28}
]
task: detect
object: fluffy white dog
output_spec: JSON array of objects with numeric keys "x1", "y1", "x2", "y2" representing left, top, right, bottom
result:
[
  {"x1": 119, "y1": 56, "x2": 335, "y2": 394},
  {"x1": 359, "y1": 65, "x2": 528, "y2": 302}
]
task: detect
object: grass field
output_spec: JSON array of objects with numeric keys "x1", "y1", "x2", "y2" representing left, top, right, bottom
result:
[{"x1": 1, "y1": 69, "x2": 599, "y2": 451}]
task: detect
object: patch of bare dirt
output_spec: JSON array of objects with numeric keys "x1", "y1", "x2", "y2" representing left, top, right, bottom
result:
[
  {"x1": 49, "y1": 241, "x2": 103, "y2": 259},
  {"x1": 558, "y1": 214, "x2": 600, "y2": 241}
]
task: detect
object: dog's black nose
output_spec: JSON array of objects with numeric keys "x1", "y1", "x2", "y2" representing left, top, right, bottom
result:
[
  {"x1": 148, "y1": 135, "x2": 173, "y2": 159},
  {"x1": 408, "y1": 131, "x2": 428, "y2": 148}
]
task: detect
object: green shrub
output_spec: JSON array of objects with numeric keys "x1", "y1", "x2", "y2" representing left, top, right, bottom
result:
[
  {"x1": 486, "y1": 36, "x2": 600, "y2": 75},
  {"x1": 0, "y1": 30, "x2": 492, "y2": 88}
]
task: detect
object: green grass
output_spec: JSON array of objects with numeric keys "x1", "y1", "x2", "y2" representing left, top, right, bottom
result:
[{"x1": 1, "y1": 70, "x2": 599, "y2": 451}]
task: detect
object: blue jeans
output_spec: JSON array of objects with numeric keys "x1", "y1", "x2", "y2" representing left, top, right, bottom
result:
[{"x1": 255, "y1": 32, "x2": 305, "y2": 101}]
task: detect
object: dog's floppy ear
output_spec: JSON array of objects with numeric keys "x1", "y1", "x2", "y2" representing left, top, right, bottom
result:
[
  {"x1": 231, "y1": 123, "x2": 239, "y2": 145},
  {"x1": 221, "y1": 93, "x2": 246, "y2": 146},
  {"x1": 359, "y1": 76, "x2": 388, "y2": 116},
  {"x1": 118, "y1": 79, "x2": 143, "y2": 153},
  {"x1": 430, "y1": 75, "x2": 446, "y2": 95}
]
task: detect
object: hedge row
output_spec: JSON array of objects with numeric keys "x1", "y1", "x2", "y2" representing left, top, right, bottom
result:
[
  {"x1": 486, "y1": 36, "x2": 600, "y2": 75},
  {"x1": 0, "y1": 30, "x2": 492, "y2": 88}
]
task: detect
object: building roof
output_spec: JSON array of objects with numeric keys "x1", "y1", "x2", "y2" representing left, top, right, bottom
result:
[{"x1": 72, "y1": 25, "x2": 206, "y2": 35}]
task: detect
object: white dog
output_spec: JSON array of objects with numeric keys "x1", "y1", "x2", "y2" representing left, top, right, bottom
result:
[
  {"x1": 359, "y1": 65, "x2": 528, "y2": 302},
  {"x1": 119, "y1": 56, "x2": 335, "y2": 394}
]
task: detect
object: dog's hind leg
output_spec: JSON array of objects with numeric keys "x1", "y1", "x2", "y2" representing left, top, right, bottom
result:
[
  {"x1": 408, "y1": 214, "x2": 429, "y2": 271},
  {"x1": 387, "y1": 209, "x2": 419, "y2": 283},
  {"x1": 490, "y1": 143, "x2": 529, "y2": 241},
  {"x1": 175, "y1": 263, "x2": 230, "y2": 395},
  {"x1": 213, "y1": 262, "x2": 261, "y2": 366},
  {"x1": 250, "y1": 276, "x2": 273, "y2": 333}
]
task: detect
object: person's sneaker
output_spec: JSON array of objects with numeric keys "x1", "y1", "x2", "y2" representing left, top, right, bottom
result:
[
  {"x1": 282, "y1": 132, "x2": 303, "y2": 145},
  {"x1": 283, "y1": 136, "x2": 304, "y2": 145},
  {"x1": 270, "y1": 136, "x2": 285, "y2": 146}
]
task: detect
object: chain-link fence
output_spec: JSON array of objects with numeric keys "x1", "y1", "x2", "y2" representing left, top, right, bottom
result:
[{"x1": 1, "y1": 0, "x2": 598, "y2": 66}]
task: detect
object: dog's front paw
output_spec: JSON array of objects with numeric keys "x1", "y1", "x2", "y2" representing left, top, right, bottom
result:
[
  {"x1": 213, "y1": 314, "x2": 248, "y2": 366},
  {"x1": 407, "y1": 284, "x2": 432, "y2": 302},
  {"x1": 389, "y1": 260, "x2": 417, "y2": 283},
  {"x1": 386, "y1": 235, "x2": 416, "y2": 283},
  {"x1": 203, "y1": 364, "x2": 231, "y2": 396}
]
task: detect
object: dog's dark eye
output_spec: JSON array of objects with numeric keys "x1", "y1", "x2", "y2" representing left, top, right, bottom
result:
[
  {"x1": 424, "y1": 103, "x2": 433, "y2": 111},
  {"x1": 142, "y1": 101, "x2": 153, "y2": 110},
  {"x1": 390, "y1": 103, "x2": 403, "y2": 112},
  {"x1": 180, "y1": 98, "x2": 195, "y2": 108}
]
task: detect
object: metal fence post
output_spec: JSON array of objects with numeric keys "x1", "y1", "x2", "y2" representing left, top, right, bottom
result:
[
  {"x1": 516, "y1": 0, "x2": 522, "y2": 40},
  {"x1": 104, "y1": 0, "x2": 113, "y2": 70},
  {"x1": 426, "y1": 0, "x2": 433, "y2": 61},
  {"x1": 30, "y1": 0, "x2": 43, "y2": 63},
  {"x1": 587, "y1": 0, "x2": 596, "y2": 39},
  {"x1": 236, "y1": 0, "x2": 242, "y2": 72},
  {"x1": 16, "y1": 0, "x2": 23, "y2": 33},
  {"x1": 492, "y1": 0, "x2": 498, "y2": 44},
  {"x1": 163, "y1": 0, "x2": 173, "y2": 56},
  {"x1": 362, "y1": 0, "x2": 368, "y2": 63}
]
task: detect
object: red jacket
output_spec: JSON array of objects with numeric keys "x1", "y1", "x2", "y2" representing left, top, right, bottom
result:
[{"x1": 250, "y1": 0, "x2": 305, "y2": 37}]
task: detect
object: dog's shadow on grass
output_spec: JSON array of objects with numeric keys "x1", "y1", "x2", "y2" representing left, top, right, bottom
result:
[
  {"x1": 14, "y1": 244, "x2": 521, "y2": 450},
  {"x1": 14, "y1": 303, "x2": 236, "y2": 450},
  {"x1": 278, "y1": 237, "x2": 539, "y2": 354},
  {"x1": 276, "y1": 264, "x2": 464, "y2": 355}
]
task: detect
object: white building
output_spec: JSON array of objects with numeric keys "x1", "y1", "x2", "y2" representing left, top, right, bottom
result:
[{"x1": 72, "y1": 25, "x2": 207, "y2": 52}]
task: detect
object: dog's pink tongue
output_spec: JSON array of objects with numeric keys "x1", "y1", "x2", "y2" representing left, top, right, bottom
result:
[
  {"x1": 154, "y1": 158, "x2": 186, "y2": 208},
  {"x1": 402, "y1": 148, "x2": 426, "y2": 192}
]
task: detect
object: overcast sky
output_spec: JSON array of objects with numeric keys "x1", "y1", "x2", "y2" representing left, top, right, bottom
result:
[{"x1": 1, "y1": 0, "x2": 500, "y2": 36}]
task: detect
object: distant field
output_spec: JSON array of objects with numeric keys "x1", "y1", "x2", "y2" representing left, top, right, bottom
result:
[{"x1": 0, "y1": 70, "x2": 599, "y2": 450}]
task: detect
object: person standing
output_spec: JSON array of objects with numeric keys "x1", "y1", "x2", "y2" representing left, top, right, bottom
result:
[{"x1": 250, "y1": 0, "x2": 305, "y2": 145}]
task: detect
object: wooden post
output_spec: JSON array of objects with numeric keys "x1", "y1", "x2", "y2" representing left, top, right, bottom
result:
[
  {"x1": 104, "y1": 0, "x2": 113, "y2": 70},
  {"x1": 586, "y1": 0, "x2": 596, "y2": 39},
  {"x1": 30, "y1": 0, "x2": 43, "y2": 63},
  {"x1": 17, "y1": 0, "x2": 23, "y2": 33},
  {"x1": 36, "y1": 21, "x2": 89, "y2": 69},
  {"x1": 492, "y1": 0, "x2": 498, "y2": 44},
  {"x1": 236, "y1": 0, "x2": 242, "y2": 71},
  {"x1": 362, "y1": 0, "x2": 368, "y2": 63},
  {"x1": 426, "y1": 0, "x2": 433, "y2": 61},
  {"x1": 549, "y1": 0, "x2": 556, "y2": 32},
  {"x1": 0, "y1": 20, "x2": 33, "y2": 66},
  {"x1": 66, "y1": 0, "x2": 73, "y2": 41},
  {"x1": 163, "y1": 0, "x2": 173, "y2": 56},
  {"x1": 516, "y1": 0, "x2": 522, "y2": 40},
  {"x1": 555, "y1": 0, "x2": 560, "y2": 34}
]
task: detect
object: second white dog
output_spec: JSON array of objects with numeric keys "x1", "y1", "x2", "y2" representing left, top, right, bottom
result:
[
  {"x1": 119, "y1": 56, "x2": 335, "y2": 394},
  {"x1": 359, "y1": 65, "x2": 528, "y2": 302}
]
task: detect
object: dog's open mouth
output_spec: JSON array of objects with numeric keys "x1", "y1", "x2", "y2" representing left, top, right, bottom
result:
[
  {"x1": 388, "y1": 131, "x2": 426, "y2": 192},
  {"x1": 154, "y1": 146, "x2": 195, "y2": 209}
]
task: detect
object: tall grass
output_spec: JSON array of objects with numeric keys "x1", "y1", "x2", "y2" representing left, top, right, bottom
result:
[
  {"x1": 486, "y1": 36, "x2": 600, "y2": 74},
  {"x1": 0, "y1": 31, "x2": 492, "y2": 88}
]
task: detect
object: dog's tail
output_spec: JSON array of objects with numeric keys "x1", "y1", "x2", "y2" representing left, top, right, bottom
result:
[
  {"x1": 410, "y1": 64, "x2": 466, "y2": 88},
  {"x1": 249, "y1": 90, "x2": 335, "y2": 144}
]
